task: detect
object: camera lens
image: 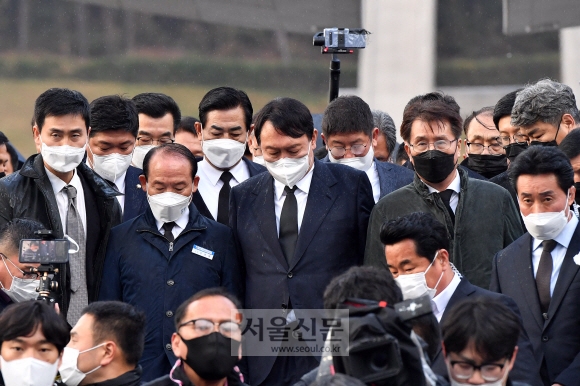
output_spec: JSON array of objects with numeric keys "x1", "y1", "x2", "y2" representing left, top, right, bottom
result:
[
  {"x1": 370, "y1": 352, "x2": 389, "y2": 371},
  {"x1": 313, "y1": 33, "x2": 325, "y2": 46}
]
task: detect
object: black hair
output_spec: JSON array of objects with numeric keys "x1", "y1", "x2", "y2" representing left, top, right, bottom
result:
[
  {"x1": 174, "y1": 287, "x2": 242, "y2": 329},
  {"x1": 322, "y1": 95, "x2": 373, "y2": 138},
  {"x1": 33, "y1": 88, "x2": 90, "y2": 132},
  {"x1": 493, "y1": 89, "x2": 522, "y2": 130},
  {"x1": 0, "y1": 301, "x2": 69, "y2": 353},
  {"x1": 508, "y1": 146, "x2": 574, "y2": 193},
  {"x1": 463, "y1": 106, "x2": 495, "y2": 136},
  {"x1": 0, "y1": 131, "x2": 8, "y2": 145},
  {"x1": 254, "y1": 98, "x2": 313, "y2": 145},
  {"x1": 0, "y1": 218, "x2": 47, "y2": 256},
  {"x1": 559, "y1": 128, "x2": 580, "y2": 161},
  {"x1": 81, "y1": 301, "x2": 145, "y2": 366},
  {"x1": 395, "y1": 143, "x2": 409, "y2": 165},
  {"x1": 132, "y1": 93, "x2": 181, "y2": 132},
  {"x1": 142, "y1": 143, "x2": 198, "y2": 181},
  {"x1": 380, "y1": 212, "x2": 449, "y2": 263},
  {"x1": 441, "y1": 297, "x2": 520, "y2": 363},
  {"x1": 198, "y1": 87, "x2": 253, "y2": 132},
  {"x1": 6, "y1": 143, "x2": 20, "y2": 173},
  {"x1": 175, "y1": 116, "x2": 200, "y2": 136},
  {"x1": 323, "y1": 266, "x2": 402, "y2": 311},
  {"x1": 310, "y1": 374, "x2": 366, "y2": 386},
  {"x1": 89, "y1": 95, "x2": 139, "y2": 138},
  {"x1": 400, "y1": 92, "x2": 462, "y2": 143}
]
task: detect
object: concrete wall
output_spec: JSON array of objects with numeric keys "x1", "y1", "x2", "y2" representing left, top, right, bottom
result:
[
  {"x1": 357, "y1": 0, "x2": 437, "y2": 140},
  {"x1": 561, "y1": 26, "x2": 580, "y2": 106}
]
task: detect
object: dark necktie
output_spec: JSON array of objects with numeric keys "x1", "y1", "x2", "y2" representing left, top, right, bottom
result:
[
  {"x1": 63, "y1": 185, "x2": 88, "y2": 326},
  {"x1": 217, "y1": 171, "x2": 233, "y2": 225},
  {"x1": 279, "y1": 186, "x2": 298, "y2": 265},
  {"x1": 163, "y1": 222, "x2": 176, "y2": 243},
  {"x1": 438, "y1": 189, "x2": 455, "y2": 225},
  {"x1": 105, "y1": 179, "x2": 118, "y2": 192},
  {"x1": 537, "y1": 239, "x2": 557, "y2": 314}
]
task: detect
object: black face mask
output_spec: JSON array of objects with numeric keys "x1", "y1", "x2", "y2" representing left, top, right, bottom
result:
[
  {"x1": 0, "y1": 172, "x2": 5, "y2": 179},
  {"x1": 575, "y1": 182, "x2": 580, "y2": 204},
  {"x1": 180, "y1": 332, "x2": 240, "y2": 381},
  {"x1": 412, "y1": 150, "x2": 456, "y2": 184},
  {"x1": 466, "y1": 154, "x2": 508, "y2": 179},
  {"x1": 504, "y1": 143, "x2": 528, "y2": 163}
]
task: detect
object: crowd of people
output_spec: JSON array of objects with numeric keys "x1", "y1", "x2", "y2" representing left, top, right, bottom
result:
[{"x1": 0, "y1": 78, "x2": 579, "y2": 386}]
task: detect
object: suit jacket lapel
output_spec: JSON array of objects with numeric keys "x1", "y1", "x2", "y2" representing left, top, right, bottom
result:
[
  {"x1": 546, "y1": 223, "x2": 580, "y2": 326},
  {"x1": 251, "y1": 174, "x2": 288, "y2": 270},
  {"x1": 441, "y1": 278, "x2": 475, "y2": 322},
  {"x1": 291, "y1": 162, "x2": 338, "y2": 269},
  {"x1": 376, "y1": 160, "x2": 393, "y2": 198},
  {"x1": 514, "y1": 234, "x2": 544, "y2": 330},
  {"x1": 192, "y1": 191, "x2": 214, "y2": 220}
]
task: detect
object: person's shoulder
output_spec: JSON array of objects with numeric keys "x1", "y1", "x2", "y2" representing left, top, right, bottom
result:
[
  {"x1": 322, "y1": 161, "x2": 367, "y2": 182},
  {"x1": 243, "y1": 157, "x2": 267, "y2": 174},
  {"x1": 467, "y1": 176, "x2": 511, "y2": 196},
  {"x1": 375, "y1": 160, "x2": 414, "y2": 176},
  {"x1": 234, "y1": 169, "x2": 270, "y2": 192}
]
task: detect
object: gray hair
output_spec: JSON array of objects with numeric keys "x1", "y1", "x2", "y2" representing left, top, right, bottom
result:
[
  {"x1": 372, "y1": 109, "x2": 396, "y2": 155},
  {"x1": 511, "y1": 78, "x2": 580, "y2": 127}
]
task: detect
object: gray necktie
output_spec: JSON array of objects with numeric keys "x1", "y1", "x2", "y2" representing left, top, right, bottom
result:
[{"x1": 63, "y1": 185, "x2": 88, "y2": 326}]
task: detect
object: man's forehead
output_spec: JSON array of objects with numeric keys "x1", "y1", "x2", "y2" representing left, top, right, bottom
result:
[
  {"x1": 186, "y1": 296, "x2": 238, "y2": 318},
  {"x1": 410, "y1": 119, "x2": 452, "y2": 136}
]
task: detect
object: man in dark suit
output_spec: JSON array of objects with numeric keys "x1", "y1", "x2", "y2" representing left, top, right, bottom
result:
[
  {"x1": 320, "y1": 95, "x2": 413, "y2": 203},
  {"x1": 87, "y1": 95, "x2": 147, "y2": 222},
  {"x1": 99, "y1": 143, "x2": 242, "y2": 382},
  {"x1": 490, "y1": 146, "x2": 580, "y2": 386},
  {"x1": 230, "y1": 97, "x2": 374, "y2": 386},
  {"x1": 193, "y1": 87, "x2": 266, "y2": 224},
  {"x1": 381, "y1": 212, "x2": 540, "y2": 386}
]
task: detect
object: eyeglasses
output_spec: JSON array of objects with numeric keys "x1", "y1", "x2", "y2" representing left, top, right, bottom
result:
[
  {"x1": 466, "y1": 141, "x2": 504, "y2": 155},
  {"x1": 136, "y1": 136, "x2": 175, "y2": 146},
  {"x1": 408, "y1": 138, "x2": 458, "y2": 153},
  {"x1": 498, "y1": 133, "x2": 529, "y2": 146},
  {"x1": 449, "y1": 359, "x2": 508, "y2": 382},
  {"x1": 329, "y1": 143, "x2": 369, "y2": 158},
  {"x1": 1, "y1": 253, "x2": 39, "y2": 280},
  {"x1": 178, "y1": 318, "x2": 241, "y2": 338}
]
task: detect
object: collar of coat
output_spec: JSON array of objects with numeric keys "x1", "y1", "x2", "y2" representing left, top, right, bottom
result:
[{"x1": 412, "y1": 166, "x2": 469, "y2": 198}]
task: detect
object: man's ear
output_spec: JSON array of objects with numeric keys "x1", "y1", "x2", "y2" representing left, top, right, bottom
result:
[
  {"x1": 139, "y1": 175, "x2": 147, "y2": 192},
  {"x1": 171, "y1": 333, "x2": 184, "y2": 359},
  {"x1": 100, "y1": 341, "x2": 116, "y2": 367},
  {"x1": 311, "y1": 129, "x2": 318, "y2": 150},
  {"x1": 507, "y1": 346, "x2": 519, "y2": 373},
  {"x1": 371, "y1": 127, "x2": 379, "y2": 148},
  {"x1": 192, "y1": 176, "x2": 200, "y2": 193},
  {"x1": 195, "y1": 121, "x2": 203, "y2": 140},
  {"x1": 32, "y1": 126, "x2": 42, "y2": 154},
  {"x1": 404, "y1": 143, "x2": 412, "y2": 164},
  {"x1": 441, "y1": 342, "x2": 447, "y2": 357},
  {"x1": 561, "y1": 113, "x2": 576, "y2": 131}
]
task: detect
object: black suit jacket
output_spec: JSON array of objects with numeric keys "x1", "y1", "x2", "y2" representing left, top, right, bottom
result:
[
  {"x1": 321, "y1": 155, "x2": 414, "y2": 199},
  {"x1": 193, "y1": 157, "x2": 266, "y2": 220},
  {"x1": 122, "y1": 165, "x2": 147, "y2": 222},
  {"x1": 230, "y1": 160, "x2": 374, "y2": 385},
  {"x1": 431, "y1": 278, "x2": 541, "y2": 386},
  {"x1": 490, "y1": 224, "x2": 580, "y2": 385}
]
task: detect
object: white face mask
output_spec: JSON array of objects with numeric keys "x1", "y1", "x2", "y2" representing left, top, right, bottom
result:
[
  {"x1": 446, "y1": 360, "x2": 509, "y2": 386},
  {"x1": 201, "y1": 131, "x2": 247, "y2": 170},
  {"x1": 0, "y1": 356, "x2": 59, "y2": 386},
  {"x1": 328, "y1": 144, "x2": 375, "y2": 172},
  {"x1": 252, "y1": 155, "x2": 265, "y2": 166},
  {"x1": 58, "y1": 344, "x2": 105, "y2": 386},
  {"x1": 147, "y1": 191, "x2": 191, "y2": 223},
  {"x1": 40, "y1": 139, "x2": 86, "y2": 173},
  {"x1": 521, "y1": 190, "x2": 570, "y2": 240},
  {"x1": 88, "y1": 146, "x2": 133, "y2": 183},
  {"x1": 394, "y1": 251, "x2": 444, "y2": 300},
  {"x1": 265, "y1": 144, "x2": 312, "y2": 188},
  {"x1": 0, "y1": 256, "x2": 38, "y2": 303},
  {"x1": 132, "y1": 145, "x2": 156, "y2": 170}
]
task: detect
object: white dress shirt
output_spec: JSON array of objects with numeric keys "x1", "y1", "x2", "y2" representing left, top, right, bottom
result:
[
  {"x1": 196, "y1": 159, "x2": 250, "y2": 219},
  {"x1": 155, "y1": 207, "x2": 190, "y2": 240},
  {"x1": 367, "y1": 162, "x2": 381, "y2": 203},
  {"x1": 531, "y1": 215, "x2": 579, "y2": 296},
  {"x1": 45, "y1": 168, "x2": 87, "y2": 238},
  {"x1": 111, "y1": 171, "x2": 127, "y2": 213},
  {"x1": 431, "y1": 272, "x2": 462, "y2": 322},
  {"x1": 424, "y1": 170, "x2": 461, "y2": 213},
  {"x1": 273, "y1": 164, "x2": 315, "y2": 235}
]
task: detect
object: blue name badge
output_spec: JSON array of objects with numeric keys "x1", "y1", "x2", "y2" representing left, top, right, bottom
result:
[{"x1": 192, "y1": 245, "x2": 215, "y2": 260}]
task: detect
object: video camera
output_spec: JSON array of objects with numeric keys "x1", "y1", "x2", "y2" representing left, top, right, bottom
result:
[
  {"x1": 18, "y1": 230, "x2": 70, "y2": 306},
  {"x1": 322, "y1": 296, "x2": 433, "y2": 385},
  {"x1": 313, "y1": 28, "x2": 369, "y2": 54}
]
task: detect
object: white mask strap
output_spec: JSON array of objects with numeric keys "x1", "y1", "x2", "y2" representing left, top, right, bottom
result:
[{"x1": 65, "y1": 235, "x2": 80, "y2": 254}]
